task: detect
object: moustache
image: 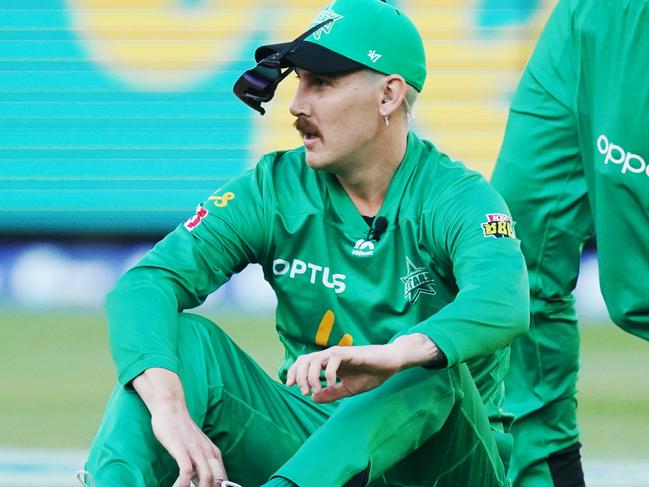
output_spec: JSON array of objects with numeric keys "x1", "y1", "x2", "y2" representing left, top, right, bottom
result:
[{"x1": 294, "y1": 116, "x2": 320, "y2": 138}]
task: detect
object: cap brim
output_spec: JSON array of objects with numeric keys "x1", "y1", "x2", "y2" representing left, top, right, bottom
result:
[{"x1": 255, "y1": 41, "x2": 364, "y2": 74}]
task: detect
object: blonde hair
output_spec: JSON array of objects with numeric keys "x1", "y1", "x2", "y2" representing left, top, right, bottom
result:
[{"x1": 403, "y1": 84, "x2": 418, "y2": 122}]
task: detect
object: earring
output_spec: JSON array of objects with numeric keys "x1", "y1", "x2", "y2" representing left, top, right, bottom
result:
[{"x1": 384, "y1": 114, "x2": 390, "y2": 126}]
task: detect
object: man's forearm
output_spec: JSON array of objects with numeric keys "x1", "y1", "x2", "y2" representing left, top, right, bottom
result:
[{"x1": 132, "y1": 367, "x2": 188, "y2": 415}]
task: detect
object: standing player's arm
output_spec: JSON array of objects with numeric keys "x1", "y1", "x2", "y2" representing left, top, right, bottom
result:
[{"x1": 490, "y1": 1, "x2": 590, "y2": 418}]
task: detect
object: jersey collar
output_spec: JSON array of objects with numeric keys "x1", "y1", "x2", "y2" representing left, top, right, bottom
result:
[{"x1": 319, "y1": 131, "x2": 424, "y2": 235}]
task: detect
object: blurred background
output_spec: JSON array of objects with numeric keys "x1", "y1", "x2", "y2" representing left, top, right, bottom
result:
[{"x1": 1, "y1": 0, "x2": 647, "y2": 485}]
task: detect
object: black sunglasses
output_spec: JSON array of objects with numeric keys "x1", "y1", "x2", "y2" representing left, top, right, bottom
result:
[{"x1": 233, "y1": 18, "x2": 333, "y2": 115}]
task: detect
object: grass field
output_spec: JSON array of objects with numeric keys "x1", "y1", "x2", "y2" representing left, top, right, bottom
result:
[{"x1": 1, "y1": 308, "x2": 647, "y2": 463}]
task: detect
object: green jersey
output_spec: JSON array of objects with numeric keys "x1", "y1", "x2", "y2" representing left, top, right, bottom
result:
[
  {"x1": 107, "y1": 131, "x2": 528, "y2": 424},
  {"x1": 491, "y1": 0, "x2": 649, "y2": 482},
  {"x1": 495, "y1": 0, "x2": 649, "y2": 340}
]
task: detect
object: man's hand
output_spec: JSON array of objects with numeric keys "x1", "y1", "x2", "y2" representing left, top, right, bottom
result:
[
  {"x1": 286, "y1": 333, "x2": 442, "y2": 403},
  {"x1": 133, "y1": 368, "x2": 227, "y2": 487}
]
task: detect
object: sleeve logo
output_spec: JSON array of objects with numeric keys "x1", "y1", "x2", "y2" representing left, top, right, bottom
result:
[
  {"x1": 209, "y1": 191, "x2": 235, "y2": 207},
  {"x1": 184, "y1": 204, "x2": 208, "y2": 231},
  {"x1": 481, "y1": 213, "x2": 515, "y2": 238}
]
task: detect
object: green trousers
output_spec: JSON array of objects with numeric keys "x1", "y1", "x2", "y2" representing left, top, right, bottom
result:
[
  {"x1": 86, "y1": 314, "x2": 507, "y2": 486},
  {"x1": 503, "y1": 323, "x2": 580, "y2": 486}
]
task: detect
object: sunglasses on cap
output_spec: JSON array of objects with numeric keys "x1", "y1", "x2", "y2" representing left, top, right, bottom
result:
[{"x1": 232, "y1": 19, "x2": 332, "y2": 115}]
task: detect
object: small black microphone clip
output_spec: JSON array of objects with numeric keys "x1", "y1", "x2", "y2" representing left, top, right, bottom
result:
[{"x1": 368, "y1": 216, "x2": 388, "y2": 241}]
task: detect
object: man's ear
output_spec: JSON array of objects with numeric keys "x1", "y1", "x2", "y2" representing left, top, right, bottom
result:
[{"x1": 379, "y1": 75, "x2": 407, "y2": 117}]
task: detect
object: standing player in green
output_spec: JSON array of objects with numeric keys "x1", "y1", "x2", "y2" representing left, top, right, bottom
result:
[
  {"x1": 80, "y1": 0, "x2": 529, "y2": 485},
  {"x1": 492, "y1": 0, "x2": 649, "y2": 485}
]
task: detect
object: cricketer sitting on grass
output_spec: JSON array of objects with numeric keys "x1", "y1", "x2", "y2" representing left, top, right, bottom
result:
[
  {"x1": 491, "y1": 0, "x2": 649, "y2": 485},
  {"x1": 80, "y1": 0, "x2": 529, "y2": 485}
]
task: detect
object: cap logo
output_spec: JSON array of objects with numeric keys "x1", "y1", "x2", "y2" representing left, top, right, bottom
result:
[
  {"x1": 310, "y1": 6, "x2": 343, "y2": 40},
  {"x1": 367, "y1": 50, "x2": 382, "y2": 63}
]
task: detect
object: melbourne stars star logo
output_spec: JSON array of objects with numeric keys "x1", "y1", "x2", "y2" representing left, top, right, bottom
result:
[
  {"x1": 400, "y1": 257, "x2": 436, "y2": 304},
  {"x1": 310, "y1": 6, "x2": 344, "y2": 40}
]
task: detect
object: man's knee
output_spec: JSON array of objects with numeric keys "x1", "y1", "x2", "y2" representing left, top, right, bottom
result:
[
  {"x1": 175, "y1": 313, "x2": 234, "y2": 385},
  {"x1": 176, "y1": 313, "x2": 231, "y2": 352}
]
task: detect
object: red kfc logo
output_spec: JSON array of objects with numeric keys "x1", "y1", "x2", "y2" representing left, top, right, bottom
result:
[{"x1": 184, "y1": 205, "x2": 208, "y2": 231}]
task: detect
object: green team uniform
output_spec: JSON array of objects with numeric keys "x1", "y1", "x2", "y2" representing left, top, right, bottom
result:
[
  {"x1": 86, "y1": 132, "x2": 529, "y2": 486},
  {"x1": 491, "y1": 0, "x2": 649, "y2": 484}
]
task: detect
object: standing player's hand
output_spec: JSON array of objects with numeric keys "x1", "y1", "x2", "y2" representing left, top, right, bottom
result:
[
  {"x1": 133, "y1": 368, "x2": 228, "y2": 487},
  {"x1": 286, "y1": 333, "x2": 441, "y2": 403}
]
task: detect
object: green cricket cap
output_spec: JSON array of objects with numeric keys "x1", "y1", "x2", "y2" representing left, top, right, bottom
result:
[{"x1": 255, "y1": 0, "x2": 426, "y2": 92}]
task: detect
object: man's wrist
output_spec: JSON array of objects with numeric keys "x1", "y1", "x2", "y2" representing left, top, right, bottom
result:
[
  {"x1": 132, "y1": 368, "x2": 188, "y2": 415},
  {"x1": 393, "y1": 333, "x2": 447, "y2": 369}
]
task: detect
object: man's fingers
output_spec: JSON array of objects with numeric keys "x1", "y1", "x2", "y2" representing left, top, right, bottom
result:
[
  {"x1": 206, "y1": 443, "x2": 227, "y2": 483},
  {"x1": 150, "y1": 406, "x2": 227, "y2": 487},
  {"x1": 175, "y1": 453, "x2": 195, "y2": 487},
  {"x1": 207, "y1": 457, "x2": 227, "y2": 483},
  {"x1": 177, "y1": 443, "x2": 225, "y2": 487},
  {"x1": 286, "y1": 360, "x2": 297, "y2": 386},
  {"x1": 324, "y1": 354, "x2": 341, "y2": 387},
  {"x1": 294, "y1": 356, "x2": 312, "y2": 395},
  {"x1": 307, "y1": 358, "x2": 324, "y2": 393},
  {"x1": 201, "y1": 451, "x2": 226, "y2": 487},
  {"x1": 201, "y1": 442, "x2": 229, "y2": 487},
  {"x1": 191, "y1": 450, "x2": 214, "y2": 487},
  {"x1": 210, "y1": 444, "x2": 225, "y2": 466},
  {"x1": 289, "y1": 349, "x2": 349, "y2": 395}
]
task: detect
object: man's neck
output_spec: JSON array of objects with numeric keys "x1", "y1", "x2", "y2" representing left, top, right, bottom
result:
[{"x1": 335, "y1": 128, "x2": 409, "y2": 217}]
